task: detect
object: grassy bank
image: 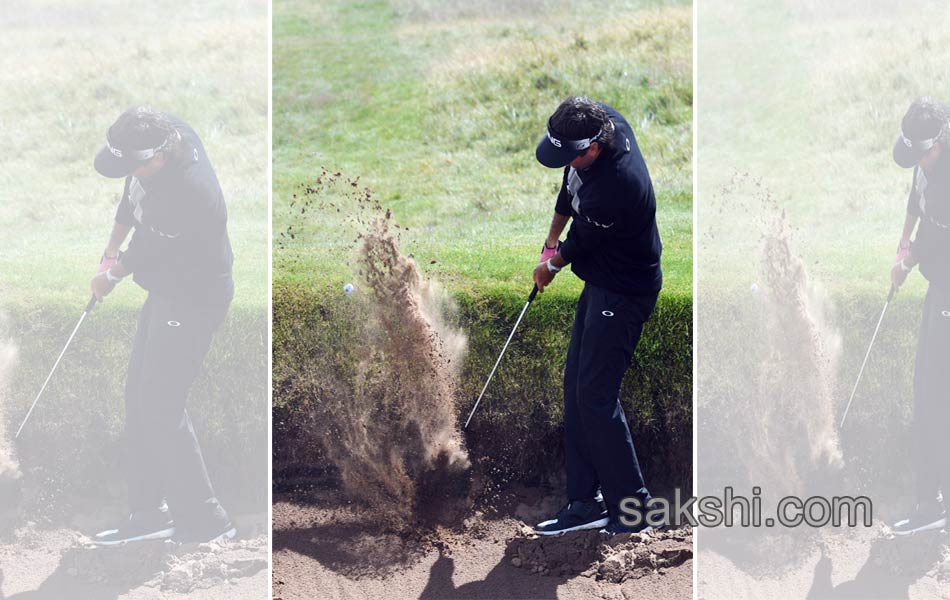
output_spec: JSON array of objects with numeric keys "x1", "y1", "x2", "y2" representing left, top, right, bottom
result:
[
  {"x1": 698, "y1": 285, "x2": 927, "y2": 515},
  {"x1": 5, "y1": 303, "x2": 268, "y2": 522},
  {"x1": 273, "y1": 281, "x2": 693, "y2": 496}
]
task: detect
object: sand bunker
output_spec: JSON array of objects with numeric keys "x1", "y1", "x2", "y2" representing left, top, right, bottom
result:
[
  {"x1": 938, "y1": 550, "x2": 950, "y2": 584},
  {"x1": 701, "y1": 526, "x2": 950, "y2": 599},
  {"x1": 1, "y1": 524, "x2": 268, "y2": 598},
  {"x1": 273, "y1": 492, "x2": 695, "y2": 600},
  {"x1": 506, "y1": 525, "x2": 693, "y2": 581},
  {"x1": 62, "y1": 533, "x2": 268, "y2": 594},
  {"x1": 870, "y1": 530, "x2": 949, "y2": 577}
]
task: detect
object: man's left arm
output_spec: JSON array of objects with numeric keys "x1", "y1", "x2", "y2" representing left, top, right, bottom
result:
[
  {"x1": 892, "y1": 226, "x2": 950, "y2": 288},
  {"x1": 533, "y1": 248, "x2": 568, "y2": 292},
  {"x1": 891, "y1": 248, "x2": 916, "y2": 289}
]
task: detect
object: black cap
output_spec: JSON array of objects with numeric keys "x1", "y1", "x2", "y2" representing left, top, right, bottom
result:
[
  {"x1": 94, "y1": 109, "x2": 173, "y2": 178},
  {"x1": 535, "y1": 117, "x2": 602, "y2": 168},
  {"x1": 893, "y1": 101, "x2": 945, "y2": 168}
]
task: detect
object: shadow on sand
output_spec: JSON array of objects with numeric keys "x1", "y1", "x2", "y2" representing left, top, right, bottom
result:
[
  {"x1": 272, "y1": 502, "x2": 575, "y2": 599},
  {"x1": 418, "y1": 545, "x2": 565, "y2": 600},
  {"x1": 6, "y1": 542, "x2": 167, "y2": 600},
  {"x1": 272, "y1": 519, "x2": 429, "y2": 579},
  {"x1": 807, "y1": 532, "x2": 946, "y2": 599}
]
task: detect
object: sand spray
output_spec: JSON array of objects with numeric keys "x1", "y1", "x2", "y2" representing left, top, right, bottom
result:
[{"x1": 284, "y1": 172, "x2": 472, "y2": 528}]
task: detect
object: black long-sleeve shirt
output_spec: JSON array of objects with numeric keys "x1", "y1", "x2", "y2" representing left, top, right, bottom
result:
[
  {"x1": 907, "y1": 159, "x2": 950, "y2": 288},
  {"x1": 115, "y1": 115, "x2": 234, "y2": 304},
  {"x1": 554, "y1": 104, "x2": 663, "y2": 296}
]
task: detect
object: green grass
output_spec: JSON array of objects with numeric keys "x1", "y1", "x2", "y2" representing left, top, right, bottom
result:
[
  {"x1": 273, "y1": 0, "x2": 692, "y2": 299},
  {"x1": 1, "y1": 0, "x2": 269, "y2": 312},
  {"x1": 6, "y1": 305, "x2": 269, "y2": 520},
  {"x1": 273, "y1": 283, "x2": 693, "y2": 495},
  {"x1": 698, "y1": 0, "x2": 950, "y2": 299}
]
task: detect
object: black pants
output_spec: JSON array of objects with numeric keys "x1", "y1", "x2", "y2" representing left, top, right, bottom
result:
[
  {"x1": 563, "y1": 282, "x2": 657, "y2": 520},
  {"x1": 912, "y1": 284, "x2": 950, "y2": 505},
  {"x1": 125, "y1": 292, "x2": 229, "y2": 529}
]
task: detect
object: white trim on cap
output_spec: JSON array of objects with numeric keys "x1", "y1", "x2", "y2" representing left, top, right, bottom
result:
[
  {"x1": 546, "y1": 126, "x2": 603, "y2": 152},
  {"x1": 107, "y1": 141, "x2": 159, "y2": 161},
  {"x1": 105, "y1": 129, "x2": 178, "y2": 161},
  {"x1": 900, "y1": 130, "x2": 937, "y2": 151}
]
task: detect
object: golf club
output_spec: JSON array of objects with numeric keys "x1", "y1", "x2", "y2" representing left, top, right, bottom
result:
[
  {"x1": 15, "y1": 293, "x2": 97, "y2": 439},
  {"x1": 463, "y1": 284, "x2": 539, "y2": 430},
  {"x1": 839, "y1": 284, "x2": 896, "y2": 429}
]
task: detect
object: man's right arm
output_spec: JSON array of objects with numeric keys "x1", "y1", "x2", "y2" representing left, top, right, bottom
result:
[
  {"x1": 105, "y1": 221, "x2": 132, "y2": 259},
  {"x1": 896, "y1": 167, "x2": 922, "y2": 271},
  {"x1": 541, "y1": 167, "x2": 573, "y2": 260},
  {"x1": 545, "y1": 212, "x2": 569, "y2": 249},
  {"x1": 102, "y1": 176, "x2": 135, "y2": 274},
  {"x1": 895, "y1": 211, "x2": 917, "y2": 270},
  {"x1": 900, "y1": 211, "x2": 918, "y2": 244}
]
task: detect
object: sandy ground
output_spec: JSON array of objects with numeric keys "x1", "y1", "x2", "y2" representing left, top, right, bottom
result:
[
  {"x1": 698, "y1": 525, "x2": 950, "y2": 599},
  {"x1": 272, "y1": 489, "x2": 692, "y2": 600},
  {"x1": 0, "y1": 516, "x2": 268, "y2": 599}
]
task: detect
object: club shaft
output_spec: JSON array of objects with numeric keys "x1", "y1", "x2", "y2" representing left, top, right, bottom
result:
[
  {"x1": 464, "y1": 298, "x2": 533, "y2": 430},
  {"x1": 839, "y1": 292, "x2": 892, "y2": 429},
  {"x1": 15, "y1": 303, "x2": 92, "y2": 439}
]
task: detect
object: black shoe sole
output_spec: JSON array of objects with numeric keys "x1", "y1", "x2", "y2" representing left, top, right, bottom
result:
[
  {"x1": 534, "y1": 516, "x2": 609, "y2": 536},
  {"x1": 891, "y1": 517, "x2": 948, "y2": 536},
  {"x1": 90, "y1": 526, "x2": 176, "y2": 547},
  {"x1": 600, "y1": 524, "x2": 657, "y2": 536}
]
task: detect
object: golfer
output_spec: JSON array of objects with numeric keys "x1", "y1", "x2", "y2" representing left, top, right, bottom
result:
[
  {"x1": 532, "y1": 96, "x2": 662, "y2": 535},
  {"x1": 890, "y1": 97, "x2": 950, "y2": 536},
  {"x1": 89, "y1": 106, "x2": 236, "y2": 545}
]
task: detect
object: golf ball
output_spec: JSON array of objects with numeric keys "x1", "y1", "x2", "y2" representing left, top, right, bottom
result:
[
  {"x1": 343, "y1": 283, "x2": 355, "y2": 295},
  {"x1": 750, "y1": 283, "x2": 759, "y2": 294}
]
